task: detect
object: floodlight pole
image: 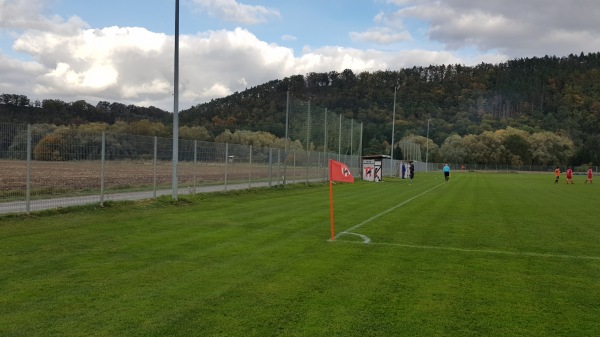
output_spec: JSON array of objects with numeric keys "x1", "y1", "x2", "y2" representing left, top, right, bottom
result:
[
  {"x1": 283, "y1": 90, "x2": 289, "y2": 185},
  {"x1": 338, "y1": 114, "x2": 342, "y2": 161},
  {"x1": 390, "y1": 86, "x2": 397, "y2": 177},
  {"x1": 172, "y1": 0, "x2": 180, "y2": 200}
]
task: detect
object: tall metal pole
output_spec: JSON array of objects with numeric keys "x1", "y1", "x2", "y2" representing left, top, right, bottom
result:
[
  {"x1": 26, "y1": 124, "x2": 31, "y2": 214},
  {"x1": 350, "y1": 119, "x2": 354, "y2": 167},
  {"x1": 306, "y1": 100, "x2": 311, "y2": 153},
  {"x1": 172, "y1": 0, "x2": 180, "y2": 199},
  {"x1": 338, "y1": 114, "x2": 342, "y2": 161},
  {"x1": 285, "y1": 91, "x2": 289, "y2": 152},
  {"x1": 306, "y1": 100, "x2": 310, "y2": 183},
  {"x1": 359, "y1": 123, "x2": 363, "y2": 158},
  {"x1": 283, "y1": 90, "x2": 289, "y2": 185},
  {"x1": 390, "y1": 86, "x2": 397, "y2": 176},
  {"x1": 358, "y1": 122, "x2": 363, "y2": 178},
  {"x1": 101, "y1": 132, "x2": 106, "y2": 206},
  {"x1": 323, "y1": 108, "x2": 328, "y2": 174},
  {"x1": 426, "y1": 118, "x2": 430, "y2": 172}
]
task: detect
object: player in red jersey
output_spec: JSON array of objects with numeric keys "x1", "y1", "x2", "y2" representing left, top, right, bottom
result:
[
  {"x1": 566, "y1": 168, "x2": 574, "y2": 184},
  {"x1": 585, "y1": 168, "x2": 593, "y2": 184}
]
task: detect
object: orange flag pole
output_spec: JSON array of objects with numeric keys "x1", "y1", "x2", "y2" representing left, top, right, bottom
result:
[
  {"x1": 329, "y1": 178, "x2": 335, "y2": 241},
  {"x1": 328, "y1": 159, "x2": 353, "y2": 241}
]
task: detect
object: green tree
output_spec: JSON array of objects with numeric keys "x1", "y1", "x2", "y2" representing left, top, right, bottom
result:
[
  {"x1": 34, "y1": 134, "x2": 67, "y2": 161},
  {"x1": 179, "y1": 126, "x2": 212, "y2": 141},
  {"x1": 497, "y1": 127, "x2": 532, "y2": 165},
  {"x1": 530, "y1": 131, "x2": 574, "y2": 165},
  {"x1": 477, "y1": 131, "x2": 508, "y2": 165},
  {"x1": 440, "y1": 134, "x2": 467, "y2": 163},
  {"x1": 128, "y1": 119, "x2": 170, "y2": 137},
  {"x1": 364, "y1": 137, "x2": 386, "y2": 156},
  {"x1": 398, "y1": 134, "x2": 441, "y2": 163}
]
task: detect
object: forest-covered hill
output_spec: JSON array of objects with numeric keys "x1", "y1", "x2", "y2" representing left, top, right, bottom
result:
[
  {"x1": 179, "y1": 52, "x2": 600, "y2": 165},
  {"x1": 2, "y1": 52, "x2": 600, "y2": 165}
]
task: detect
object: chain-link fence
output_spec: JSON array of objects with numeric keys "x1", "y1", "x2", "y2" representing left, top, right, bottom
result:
[
  {"x1": 0, "y1": 122, "x2": 363, "y2": 215},
  {"x1": 287, "y1": 96, "x2": 362, "y2": 161},
  {"x1": 2, "y1": 119, "x2": 597, "y2": 215}
]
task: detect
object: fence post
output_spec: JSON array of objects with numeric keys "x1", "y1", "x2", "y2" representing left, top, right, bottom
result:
[
  {"x1": 152, "y1": 136, "x2": 157, "y2": 198},
  {"x1": 193, "y1": 140, "x2": 197, "y2": 194},
  {"x1": 305, "y1": 150, "x2": 309, "y2": 186},
  {"x1": 317, "y1": 151, "x2": 322, "y2": 181},
  {"x1": 100, "y1": 132, "x2": 106, "y2": 206},
  {"x1": 277, "y1": 148, "x2": 282, "y2": 187},
  {"x1": 224, "y1": 143, "x2": 229, "y2": 193},
  {"x1": 324, "y1": 152, "x2": 328, "y2": 180},
  {"x1": 26, "y1": 124, "x2": 31, "y2": 214},
  {"x1": 248, "y1": 145, "x2": 252, "y2": 189},
  {"x1": 269, "y1": 147, "x2": 273, "y2": 188},
  {"x1": 292, "y1": 148, "x2": 296, "y2": 184}
]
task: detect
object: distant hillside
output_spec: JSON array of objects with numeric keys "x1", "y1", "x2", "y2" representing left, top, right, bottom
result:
[
  {"x1": 3, "y1": 52, "x2": 600, "y2": 164},
  {"x1": 179, "y1": 52, "x2": 600, "y2": 164}
]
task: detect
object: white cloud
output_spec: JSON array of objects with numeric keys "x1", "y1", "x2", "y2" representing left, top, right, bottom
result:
[
  {"x1": 0, "y1": 52, "x2": 44, "y2": 92},
  {"x1": 0, "y1": 0, "x2": 87, "y2": 33},
  {"x1": 281, "y1": 34, "x2": 297, "y2": 42},
  {"x1": 350, "y1": 8, "x2": 413, "y2": 46},
  {"x1": 37, "y1": 62, "x2": 117, "y2": 94},
  {"x1": 6, "y1": 0, "x2": 598, "y2": 112},
  {"x1": 294, "y1": 45, "x2": 471, "y2": 75},
  {"x1": 13, "y1": 25, "x2": 171, "y2": 101},
  {"x1": 0, "y1": 20, "x2": 498, "y2": 110},
  {"x1": 388, "y1": 0, "x2": 600, "y2": 57},
  {"x1": 202, "y1": 82, "x2": 232, "y2": 98},
  {"x1": 189, "y1": 0, "x2": 280, "y2": 24},
  {"x1": 349, "y1": 27, "x2": 412, "y2": 45}
]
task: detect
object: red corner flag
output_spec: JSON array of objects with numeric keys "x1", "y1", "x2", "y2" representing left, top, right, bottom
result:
[
  {"x1": 329, "y1": 159, "x2": 354, "y2": 183},
  {"x1": 328, "y1": 160, "x2": 353, "y2": 241}
]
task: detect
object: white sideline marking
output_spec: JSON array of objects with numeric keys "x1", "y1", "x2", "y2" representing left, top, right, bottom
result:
[
  {"x1": 335, "y1": 181, "x2": 446, "y2": 241},
  {"x1": 336, "y1": 240, "x2": 600, "y2": 261}
]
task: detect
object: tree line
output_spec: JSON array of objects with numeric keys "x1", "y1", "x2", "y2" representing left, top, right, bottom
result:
[
  {"x1": 0, "y1": 121, "x2": 307, "y2": 162},
  {"x1": 397, "y1": 127, "x2": 573, "y2": 166},
  {"x1": 0, "y1": 119, "x2": 577, "y2": 168}
]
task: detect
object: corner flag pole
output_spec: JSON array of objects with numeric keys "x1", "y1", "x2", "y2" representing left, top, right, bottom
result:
[
  {"x1": 328, "y1": 159, "x2": 353, "y2": 241},
  {"x1": 329, "y1": 161, "x2": 335, "y2": 241}
]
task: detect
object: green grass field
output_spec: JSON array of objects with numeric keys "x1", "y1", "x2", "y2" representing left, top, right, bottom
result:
[{"x1": 1, "y1": 172, "x2": 599, "y2": 337}]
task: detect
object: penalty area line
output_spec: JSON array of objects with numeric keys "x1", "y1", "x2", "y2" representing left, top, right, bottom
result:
[{"x1": 335, "y1": 239, "x2": 600, "y2": 261}]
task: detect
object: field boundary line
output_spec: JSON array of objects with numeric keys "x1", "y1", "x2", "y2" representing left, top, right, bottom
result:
[
  {"x1": 335, "y1": 179, "x2": 450, "y2": 241},
  {"x1": 336, "y1": 240, "x2": 600, "y2": 261}
]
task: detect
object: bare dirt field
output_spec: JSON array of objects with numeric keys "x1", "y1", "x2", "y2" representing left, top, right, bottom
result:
[{"x1": 0, "y1": 159, "x2": 298, "y2": 199}]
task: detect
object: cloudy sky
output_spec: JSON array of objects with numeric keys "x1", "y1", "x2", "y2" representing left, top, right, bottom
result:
[{"x1": 1, "y1": 0, "x2": 599, "y2": 112}]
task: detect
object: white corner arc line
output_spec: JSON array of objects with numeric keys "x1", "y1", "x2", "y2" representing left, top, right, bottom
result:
[{"x1": 343, "y1": 232, "x2": 371, "y2": 244}]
